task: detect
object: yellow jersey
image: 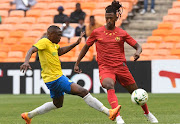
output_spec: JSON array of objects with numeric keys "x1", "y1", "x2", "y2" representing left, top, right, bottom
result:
[{"x1": 33, "y1": 38, "x2": 63, "y2": 83}]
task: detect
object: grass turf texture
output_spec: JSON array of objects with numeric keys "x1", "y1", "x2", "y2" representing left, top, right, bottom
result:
[{"x1": 0, "y1": 93, "x2": 179, "y2": 124}]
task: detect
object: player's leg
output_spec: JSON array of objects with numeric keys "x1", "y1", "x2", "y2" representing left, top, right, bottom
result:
[
  {"x1": 21, "y1": 96, "x2": 61, "y2": 124},
  {"x1": 27, "y1": 96, "x2": 63, "y2": 118},
  {"x1": 102, "y1": 78, "x2": 120, "y2": 115},
  {"x1": 99, "y1": 70, "x2": 121, "y2": 116},
  {"x1": 58, "y1": 75, "x2": 109, "y2": 114},
  {"x1": 70, "y1": 83, "x2": 120, "y2": 121},
  {"x1": 102, "y1": 78, "x2": 124, "y2": 124},
  {"x1": 124, "y1": 83, "x2": 149, "y2": 114},
  {"x1": 118, "y1": 65, "x2": 158, "y2": 123},
  {"x1": 116, "y1": 64, "x2": 150, "y2": 114},
  {"x1": 98, "y1": 68, "x2": 124, "y2": 123},
  {"x1": 21, "y1": 78, "x2": 64, "y2": 123},
  {"x1": 124, "y1": 83, "x2": 158, "y2": 123}
]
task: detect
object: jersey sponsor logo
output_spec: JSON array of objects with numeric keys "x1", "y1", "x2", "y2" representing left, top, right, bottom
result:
[
  {"x1": 115, "y1": 36, "x2": 120, "y2": 41},
  {"x1": 52, "y1": 52, "x2": 57, "y2": 56}
]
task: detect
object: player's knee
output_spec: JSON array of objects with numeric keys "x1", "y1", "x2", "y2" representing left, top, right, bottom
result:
[
  {"x1": 103, "y1": 83, "x2": 114, "y2": 90},
  {"x1": 53, "y1": 101, "x2": 63, "y2": 108},
  {"x1": 80, "y1": 88, "x2": 89, "y2": 97},
  {"x1": 54, "y1": 103, "x2": 63, "y2": 108}
]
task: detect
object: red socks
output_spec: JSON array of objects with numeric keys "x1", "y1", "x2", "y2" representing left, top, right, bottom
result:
[
  {"x1": 141, "y1": 103, "x2": 149, "y2": 114},
  {"x1": 107, "y1": 89, "x2": 149, "y2": 116},
  {"x1": 107, "y1": 89, "x2": 120, "y2": 116}
]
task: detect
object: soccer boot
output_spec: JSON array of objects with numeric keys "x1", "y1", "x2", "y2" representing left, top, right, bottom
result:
[
  {"x1": 144, "y1": 112, "x2": 158, "y2": 123},
  {"x1": 116, "y1": 115, "x2": 125, "y2": 124},
  {"x1": 109, "y1": 105, "x2": 121, "y2": 121},
  {"x1": 21, "y1": 112, "x2": 32, "y2": 124}
]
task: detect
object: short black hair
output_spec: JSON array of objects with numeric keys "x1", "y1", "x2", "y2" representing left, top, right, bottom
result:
[
  {"x1": 105, "y1": 1, "x2": 123, "y2": 18},
  {"x1": 47, "y1": 25, "x2": 60, "y2": 33}
]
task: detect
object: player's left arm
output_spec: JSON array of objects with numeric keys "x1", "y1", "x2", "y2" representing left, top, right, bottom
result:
[
  {"x1": 132, "y1": 43, "x2": 142, "y2": 61},
  {"x1": 58, "y1": 32, "x2": 85, "y2": 56},
  {"x1": 124, "y1": 31, "x2": 142, "y2": 61}
]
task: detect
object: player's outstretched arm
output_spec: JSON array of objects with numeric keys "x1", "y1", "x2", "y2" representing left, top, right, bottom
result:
[
  {"x1": 74, "y1": 44, "x2": 90, "y2": 73},
  {"x1": 132, "y1": 43, "x2": 142, "y2": 61},
  {"x1": 20, "y1": 46, "x2": 38, "y2": 73},
  {"x1": 58, "y1": 32, "x2": 85, "y2": 56}
]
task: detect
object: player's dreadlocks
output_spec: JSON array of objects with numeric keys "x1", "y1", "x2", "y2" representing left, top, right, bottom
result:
[{"x1": 105, "y1": 0, "x2": 123, "y2": 19}]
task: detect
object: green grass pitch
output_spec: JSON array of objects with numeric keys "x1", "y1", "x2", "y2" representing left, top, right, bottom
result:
[{"x1": 0, "y1": 93, "x2": 179, "y2": 124}]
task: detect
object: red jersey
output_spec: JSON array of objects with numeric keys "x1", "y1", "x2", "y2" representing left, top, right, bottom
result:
[{"x1": 86, "y1": 26, "x2": 137, "y2": 68}]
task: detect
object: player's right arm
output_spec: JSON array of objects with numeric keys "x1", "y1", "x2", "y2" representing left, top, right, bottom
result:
[
  {"x1": 74, "y1": 44, "x2": 90, "y2": 73},
  {"x1": 20, "y1": 46, "x2": 38, "y2": 73},
  {"x1": 74, "y1": 30, "x2": 96, "y2": 73}
]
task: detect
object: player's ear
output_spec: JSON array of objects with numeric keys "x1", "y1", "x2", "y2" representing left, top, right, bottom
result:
[{"x1": 115, "y1": 15, "x2": 118, "y2": 21}]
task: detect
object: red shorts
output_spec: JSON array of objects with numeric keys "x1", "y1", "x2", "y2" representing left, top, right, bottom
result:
[{"x1": 99, "y1": 64, "x2": 135, "y2": 87}]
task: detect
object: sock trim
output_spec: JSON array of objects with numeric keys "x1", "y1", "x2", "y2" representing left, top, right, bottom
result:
[{"x1": 83, "y1": 93, "x2": 90, "y2": 99}]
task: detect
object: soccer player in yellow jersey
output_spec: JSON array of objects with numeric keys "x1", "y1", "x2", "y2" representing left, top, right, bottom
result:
[{"x1": 20, "y1": 25, "x2": 120, "y2": 124}]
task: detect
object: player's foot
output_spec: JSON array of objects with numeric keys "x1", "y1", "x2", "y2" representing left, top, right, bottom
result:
[
  {"x1": 109, "y1": 105, "x2": 121, "y2": 121},
  {"x1": 116, "y1": 115, "x2": 125, "y2": 124},
  {"x1": 21, "y1": 112, "x2": 32, "y2": 124},
  {"x1": 144, "y1": 112, "x2": 158, "y2": 123}
]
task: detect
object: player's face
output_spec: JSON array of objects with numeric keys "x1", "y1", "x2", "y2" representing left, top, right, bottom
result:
[
  {"x1": 105, "y1": 13, "x2": 116, "y2": 29},
  {"x1": 55, "y1": 30, "x2": 62, "y2": 44},
  {"x1": 50, "y1": 29, "x2": 62, "y2": 44}
]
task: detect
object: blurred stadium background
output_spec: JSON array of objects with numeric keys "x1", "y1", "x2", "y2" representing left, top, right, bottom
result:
[{"x1": 0, "y1": 0, "x2": 179, "y2": 62}]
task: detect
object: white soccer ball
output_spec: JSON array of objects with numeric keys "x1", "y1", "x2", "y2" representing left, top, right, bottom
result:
[{"x1": 131, "y1": 89, "x2": 148, "y2": 105}]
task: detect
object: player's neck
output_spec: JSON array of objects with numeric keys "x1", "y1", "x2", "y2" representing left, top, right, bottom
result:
[{"x1": 105, "y1": 25, "x2": 115, "y2": 30}]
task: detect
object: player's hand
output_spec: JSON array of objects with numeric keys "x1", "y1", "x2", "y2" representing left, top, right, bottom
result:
[
  {"x1": 133, "y1": 52, "x2": 140, "y2": 61},
  {"x1": 80, "y1": 31, "x2": 85, "y2": 38},
  {"x1": 20, "y1": 62, "x2": 32, "y2": 73},
  {"x1": 74, "y1": 65, "x2": 82, "y2": 74},
  {"x1": 76, "y1": 31, "x2": 85, "y2": 45}
]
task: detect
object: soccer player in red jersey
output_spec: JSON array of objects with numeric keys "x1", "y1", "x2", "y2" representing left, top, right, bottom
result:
[{"x1": 74, "y1": 1, "x2": 158, "y2": 124}]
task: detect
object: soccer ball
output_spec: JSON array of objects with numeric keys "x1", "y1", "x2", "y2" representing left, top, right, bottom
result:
[{"x1": 131, "y1": 89, "x2": 148, "y2": 105}]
